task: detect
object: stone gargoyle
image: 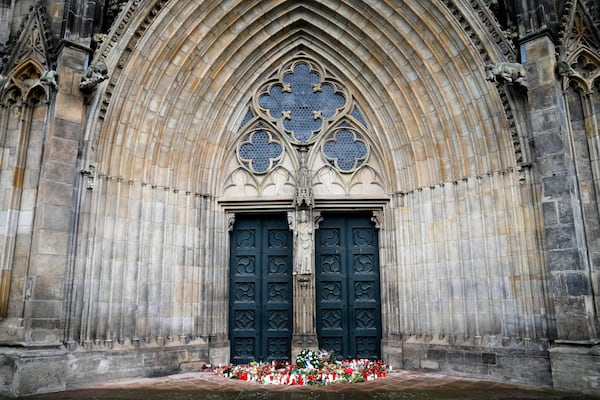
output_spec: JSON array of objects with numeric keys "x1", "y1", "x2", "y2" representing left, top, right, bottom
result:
[
  {"x1": 79, "y1": 60, "x2": 109, "y2": 93},
  {"x1": 485, "y1": 62, "x2": 528, "y2": 89},
  {"x1": 40, "y1": 69, "x2": 58, "y2": 90}
]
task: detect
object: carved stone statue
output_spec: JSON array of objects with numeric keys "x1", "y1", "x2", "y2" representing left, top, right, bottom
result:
[
  {"x1": 485, "y1": 62, "x2": 528, "y2": 88},
  {"x1": 295, "y1": 209, "x2": 313, "y2": 275},
  {"x1": 79, "y1": 60, "x2": 109, "y2": 92}
]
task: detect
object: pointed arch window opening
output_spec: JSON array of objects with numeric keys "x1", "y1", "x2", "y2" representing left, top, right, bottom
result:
[{"x1": 235, "y1": 57, "x2": 372, "y2": 176}]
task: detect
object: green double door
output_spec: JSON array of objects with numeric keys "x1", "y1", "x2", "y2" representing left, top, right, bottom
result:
[
  {"x1": 229, "y1": 212, "x2": 381, "y2": 363},
  {"x1": 315, "y1": 213, "x2": 382, "y2": 360},
  {"x1": 229, "y1": 214, "x2": 293, "y2": 364}
]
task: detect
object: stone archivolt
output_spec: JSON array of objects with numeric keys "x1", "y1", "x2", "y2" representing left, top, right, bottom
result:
[
  {"x1": 74, "y1": 2, "x2": 539, "y2": 341},
  {"x1": 64, "y1": 1, "x2": 548, "y2": 360},
  {"x1": 86, "y1": 1, "x2": 517, "y2": 193}
]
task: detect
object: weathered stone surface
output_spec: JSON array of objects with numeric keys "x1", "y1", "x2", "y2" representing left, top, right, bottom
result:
[
  {"x1": 0, "y1": 344, "x2": 209, "y2": 397},
  {"x1": 551, "y1": 345, "x2": 600, "y2": 396}
]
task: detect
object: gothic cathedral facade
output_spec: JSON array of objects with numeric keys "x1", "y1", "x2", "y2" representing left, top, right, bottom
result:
[{"x1": 1, "y1": 0, "x2": 600, "y2": 396}]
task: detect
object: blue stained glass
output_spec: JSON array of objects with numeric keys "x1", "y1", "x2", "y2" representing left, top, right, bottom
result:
[
  {"x1": 323, "y1": 129, "x2": 368, "y2": 172},
  {"x1": 238, "y1": 108, "x2": 255, "y2": 131},
  {"x1": 258, "y1": 63, "x2": 346, "y2": 143},
  {"x1": 351, "y1": 106, "x2": 368, "y2": 128},
  {"x1": 239, "y1": 131, "x2": 283, "y2": 173}
]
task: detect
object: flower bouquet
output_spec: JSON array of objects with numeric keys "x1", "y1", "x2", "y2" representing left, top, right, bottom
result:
[{"x1": 214, "y1": 349, "x2": 390, "y2": 386}]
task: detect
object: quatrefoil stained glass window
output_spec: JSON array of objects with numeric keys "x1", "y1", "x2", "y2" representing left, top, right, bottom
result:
[
  {"x1": 323, "y1": 127, "x2": 368, "y2": 172},
  {"x1": 236, "y1": 58, "x2": 371, "y2": 174},
  {"x1": 238, "y1": 128, "x2": 283, "y2": 174}
]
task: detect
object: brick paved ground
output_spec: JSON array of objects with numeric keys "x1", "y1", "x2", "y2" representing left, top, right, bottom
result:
[{"x1": 14, "y1": 370, "x2": 598, "y2": 399}]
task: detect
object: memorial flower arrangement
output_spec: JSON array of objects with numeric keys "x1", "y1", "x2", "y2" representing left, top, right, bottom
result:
[{"x1": 214, "y1": 349, "x2": 390, "y2": 386}]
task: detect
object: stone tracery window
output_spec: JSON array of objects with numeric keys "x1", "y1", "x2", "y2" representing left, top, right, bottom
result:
[
  {"x1": 236, "y1": 57, "x2": 371, "y2": 175},
  {"x1": 323, "y1": 125, "x2": 368, "y2": 172},
  {"x1": 237, "y1": 126, "x2": 283, "y2": 174}
]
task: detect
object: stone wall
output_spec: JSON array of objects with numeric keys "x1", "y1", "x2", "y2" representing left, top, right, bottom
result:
[{"x1": 0, "y1": 343, "x2": 208, "y2": 397}]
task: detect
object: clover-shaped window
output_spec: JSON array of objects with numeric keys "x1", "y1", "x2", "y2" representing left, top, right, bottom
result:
[
  {"x1": 237, "y1": 128, "x2": 283, "y2": 174},
  {"x1": 236, "y1": 56, "x2": 372, "y2": 176},
  {"x1": 323, "y1": 127, "x2": 368, "y2": 172}
]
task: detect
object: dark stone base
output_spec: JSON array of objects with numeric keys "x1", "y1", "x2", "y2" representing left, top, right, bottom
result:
[
  {"x1": 291, "y1": 333, "x2": 318, "y2": 361},
  {"x1": 550, "y1": 343, "x2": 600, "y2": 396},
  {"x1": 0, "y1": 341, "x2": 209, "y2": 397},
  {"x1": 208, "y1": 335, "x2": 230, "y2": 366},
  {"x1": 382, "y1": 335, "x2": 552, "y2": 387}
]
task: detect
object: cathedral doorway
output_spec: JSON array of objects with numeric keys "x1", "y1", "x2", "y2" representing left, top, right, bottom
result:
[
  {"x1": 315, "y1": 213, "x2": 382, "y2": 360},
  {"x1": 229, "y1": 213, "x2": 294, "y2": 364},
  {"x1": 222, "y1": 55, "x2": 387, "y2": 361}
]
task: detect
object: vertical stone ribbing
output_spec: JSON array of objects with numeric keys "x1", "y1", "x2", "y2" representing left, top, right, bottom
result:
[
  {"x1": 592, "y1": 85, "x2": 600, "y2": 318},
  {"x1": 73, "y1": 179, "x2": 228, "y2": 348},
  {"x1": 379, "y1": 204, "x2": 395, "y2": 338},
  {"x1": 95, "y1": 175, "x2": 109, "y2": 340},
  {"x1": 121, "y1": 180, "x2": 137, "y2": 340},
  {"x1": 133, "y1": 182, "x2": 147, "y2": 341},
  {"x1": 105, "y1": 177, "x2": 120, "y2": 342},
  {"x1": 383, "y1": 171, "x2": 547, "y2": 341},
  {"x1": 0, "y1": 101, "x2": 31, "y2": 320},
  {"x1": 454, "y1": 180, "x2": 469, "y2": 337},
  {"x1": 203, "y1": 196, "x2": 214, "y2": 339},
  {"x1": 440, "y1": 183, "x2": 452, "y2": 334},
  {"x1": 197, "y1": 194, "x2": 208, "y2": 338},
  {"x1": 464, "y1": 177, "x2": 480, "y2": 337}
]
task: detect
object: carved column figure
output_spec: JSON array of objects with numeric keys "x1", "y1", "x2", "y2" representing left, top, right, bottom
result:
[
  {"x1": 294, "y1": 209, "x2": 313, "y2": 275},
  {"x1": 288, "y1": 207, "x2": 320, "y2": 356}
]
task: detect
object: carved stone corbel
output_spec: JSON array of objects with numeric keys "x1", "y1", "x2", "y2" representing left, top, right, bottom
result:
[
  {"x1": 40, "y1": 69, "x2": 58, "y2": 90},
  {"x1": 80, "y1": 60, "x2": 109, "y2": 93},
  {"x1": 485, "y1": 62, "x2": 528, "y2": 89},
  {"x1": 371, "y1": 210, "x2": 383, "y2": 230},
  {"x1": 227, "y1": 213, "x2": 236, "y2": 232}
]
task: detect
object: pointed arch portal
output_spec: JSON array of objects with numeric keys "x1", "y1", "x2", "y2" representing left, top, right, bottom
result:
[{"x1": 70, "y1": 0, "x2": 550, "y2": 378}]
